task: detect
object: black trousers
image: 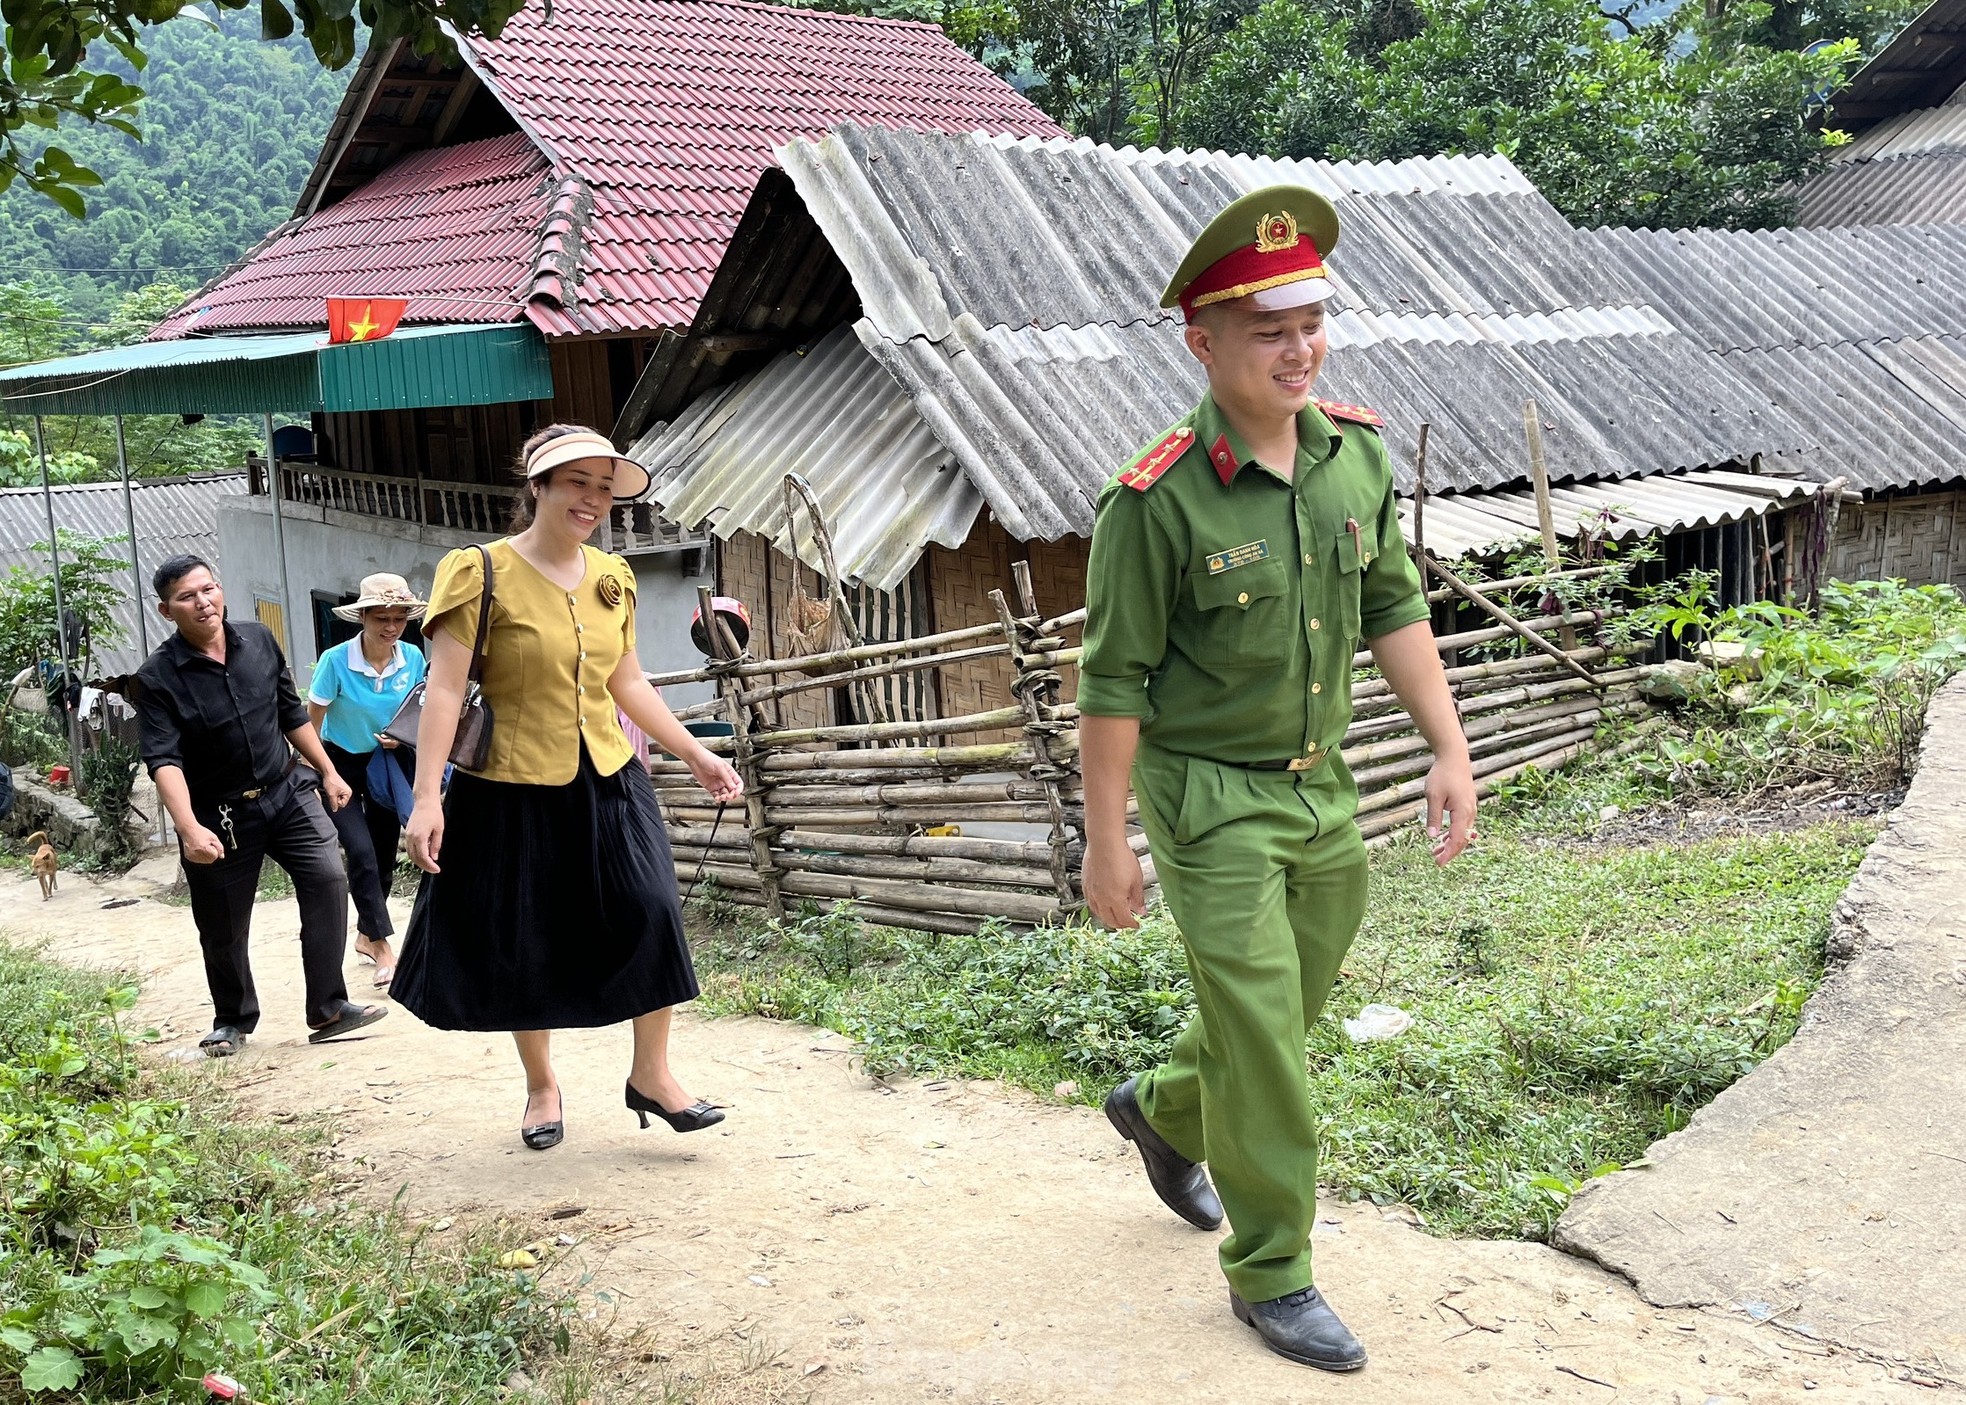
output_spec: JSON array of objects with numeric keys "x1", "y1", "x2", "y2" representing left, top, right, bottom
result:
[
  {"x1": 182, "y1": 777, "x2": 350, "y2": 1033},
  {"x1": 323, "y1": 742, "x2": 406, "y2": 941}
]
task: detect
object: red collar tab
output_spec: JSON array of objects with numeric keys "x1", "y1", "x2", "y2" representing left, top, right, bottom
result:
[
  {"x1": 1316, "y1": 399, "x2": 1384, "y2": 429},
  {"x1": 1180, "y1": 233, "x2": 1328, "y2": 321},
  {"x1": 1208, "y1": 434, "x2": 1239, "y2": 486},
  {"x1": 1118, "y1": 426, "x2": 1195, "y2": 492}
]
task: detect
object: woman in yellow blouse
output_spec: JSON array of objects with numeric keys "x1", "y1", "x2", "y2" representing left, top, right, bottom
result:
[{"x1": 393, "y1": 426, "x2": 743, "y2": 1151}]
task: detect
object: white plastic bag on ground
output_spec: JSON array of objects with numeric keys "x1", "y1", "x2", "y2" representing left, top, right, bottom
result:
[{"x1": 1342, "y1": 1003, "x2": 1414, "y2": 1043}]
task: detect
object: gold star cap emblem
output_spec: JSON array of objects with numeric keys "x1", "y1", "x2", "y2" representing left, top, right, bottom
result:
[{"x1": 1255, "y1": 210, "x2": 1299, "y2": 254}]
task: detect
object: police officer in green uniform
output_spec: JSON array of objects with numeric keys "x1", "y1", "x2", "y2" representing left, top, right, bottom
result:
[{"x1": 1079, "y1": 186, "x2": 1477, "y2": 1372}]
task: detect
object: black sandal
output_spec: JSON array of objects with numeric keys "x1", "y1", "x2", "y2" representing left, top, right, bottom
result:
[
  {"x1": 199, "y1": 1026, "x2": 246, "y2": 1058},
  {"x1": 307, "y1": 1001, "x2": 389, "y2": 1044}
]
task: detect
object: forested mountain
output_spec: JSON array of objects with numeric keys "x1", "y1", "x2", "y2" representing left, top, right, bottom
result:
[{"x1": 0, "y1": 16, "x2": 348, "y2": 322}]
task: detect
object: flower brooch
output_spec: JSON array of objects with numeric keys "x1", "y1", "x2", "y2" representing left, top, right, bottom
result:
[{"x1": 597, "y1": 573, "x2": 624, "y2": 607}]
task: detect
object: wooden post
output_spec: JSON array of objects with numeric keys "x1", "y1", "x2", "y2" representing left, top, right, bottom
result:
[
  {"x1": 1521, "y1": 399, "x2": 1578, "y2": 649},
  {"x1": 1522, "y1": 400, "x2": 1559, "y2": 567},
  {"x1": 1411, "y1": 421, "x2": 1431, "y2": 568},
  {"x1": 997, "y1": 563, "x2": 1079, "y2": 915},
  {"x1": 699, "y1": 584, "x2": 783, "y2": 920}
]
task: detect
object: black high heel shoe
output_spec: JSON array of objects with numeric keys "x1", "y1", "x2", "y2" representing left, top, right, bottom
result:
[
  {"x1": 624, "y1": 1080, "x2": 725, "y2": 1133},
  {"x1": 521, "y1": 1092, "x2": 564, "y2": 1151}
]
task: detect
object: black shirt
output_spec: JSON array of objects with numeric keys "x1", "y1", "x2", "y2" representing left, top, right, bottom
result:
[{"x1": 135, "y1": 620, "x2": 307, "y2": 808}]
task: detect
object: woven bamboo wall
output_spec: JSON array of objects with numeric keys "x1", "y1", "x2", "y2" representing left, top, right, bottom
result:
[
  {"x1": 1829, "y1": 490, "x2": 1966, "y2": 589},
  {"x1": 714, "y1": 531, "x2": 831, "y2": 731},
  {"x1": 926, "y1": 523, "x2": 1091, "y2": 720},
  {"x1": 925, "y1": 521, "x2": 1018, "y2": 722}
]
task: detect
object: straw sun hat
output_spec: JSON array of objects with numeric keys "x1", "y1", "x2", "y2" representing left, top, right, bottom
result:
[{"x1": 332, "y1": 573, "x2": 430, "y2": 623}]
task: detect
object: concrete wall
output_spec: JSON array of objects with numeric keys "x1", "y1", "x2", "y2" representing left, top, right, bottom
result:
[{"x1": 216, "y1": 496, "x2": 715, "y2": 710}]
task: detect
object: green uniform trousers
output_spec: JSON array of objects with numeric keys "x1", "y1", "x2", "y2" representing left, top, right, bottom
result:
[{"x1": 1131, "y1": 743, "x2": 1369, "y2": 1302}]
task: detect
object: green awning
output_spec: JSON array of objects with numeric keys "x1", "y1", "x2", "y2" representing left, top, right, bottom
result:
[{"x1": 0, "y1": 322, "x2": 554, "y2": 416}]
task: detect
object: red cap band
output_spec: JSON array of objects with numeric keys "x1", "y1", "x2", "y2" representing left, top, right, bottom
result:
[{"x1": 1180, "y1": 236, "x2": 1328, "y2": 322}]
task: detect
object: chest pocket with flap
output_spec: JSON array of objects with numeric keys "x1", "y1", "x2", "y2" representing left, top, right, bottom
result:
[
  {"x1": 1335, "y1": 526, "x2": 1366, "y2": 640},
  {"x1": 1185, "y1": 557, "x2": 1290, "y2": 668}
]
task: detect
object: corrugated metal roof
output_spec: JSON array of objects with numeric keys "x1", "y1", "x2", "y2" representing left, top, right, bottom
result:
[
  {"x1": 1826, "y1": 0, "x2": 1966, "y2": 129},
  {"x1": 738, "y1": 125, "x2": 1811, "y2": 537},
  {"x1": 786, "y1": 131, "x2": 1648, "y2": 342},
  {"x1": 0, "y1": 475, "x2": 245, "y2": 674},
  {"x1": 154, "y1": 0, "x2": 1063, "y2": 342},
  {"x1": 1409, "y1": 468, "x2": 1823, "y2": 561},
  {"x1": 1839, "y1": 86, "x2": 1966, "y2": 160},
  {"x1": 1798, "y1": 149, "x2": 1966, "y2": 226},
  {"x1": 628, "y1": 323, "x2": 981, "y2": 590},
  {"x1": 0, "y1": 323, "x2": 553, "y2": 417},
  {"x1": 1581, "y1": 224, "x2": 1966, "y2": 489}
]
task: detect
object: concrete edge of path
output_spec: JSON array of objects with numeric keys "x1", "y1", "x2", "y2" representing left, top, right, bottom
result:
[{"x1": 1551, "y1": 671, "x2": 1966, "y2": 1386}]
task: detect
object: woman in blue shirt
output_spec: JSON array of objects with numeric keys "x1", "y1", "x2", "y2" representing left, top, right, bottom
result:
[{"x1": 307, "y1": 574, "x2": 428, "y2": 988}]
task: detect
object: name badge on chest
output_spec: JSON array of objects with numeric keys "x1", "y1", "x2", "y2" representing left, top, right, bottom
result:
[{"x1": 1205, "y1": 540, "x2": 1271, "y2": 575}]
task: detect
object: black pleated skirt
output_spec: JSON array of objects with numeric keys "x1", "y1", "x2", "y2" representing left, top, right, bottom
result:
[{"x1": 391, "y1": 748, "x2": 699, "y2": 1031}]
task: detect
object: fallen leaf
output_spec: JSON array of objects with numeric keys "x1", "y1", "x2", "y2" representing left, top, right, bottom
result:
[{"x1": 498, "y1": 1250, "x2": 537, "y2": 1269}]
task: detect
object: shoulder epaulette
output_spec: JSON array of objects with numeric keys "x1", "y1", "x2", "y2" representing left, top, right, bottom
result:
[
  {"x1": 1317, "y1": 399, "x2": 1384, "y2": 429},
  {"x1": 1118, "y1": 426, "x2": 1196, "y2": 491}
]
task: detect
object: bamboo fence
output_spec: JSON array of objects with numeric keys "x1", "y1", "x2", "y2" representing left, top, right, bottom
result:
[{"x1": 645, "y1": 554, "x2": 1653, "y2": 935}]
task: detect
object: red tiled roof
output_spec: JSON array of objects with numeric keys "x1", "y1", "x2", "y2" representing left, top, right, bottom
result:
[
  {"x1": 151, "y1": 134, "x2": 549, "y2": 339},
  {"x1": 155, "y1": 0, "x2": 1063, "y2": 341}
]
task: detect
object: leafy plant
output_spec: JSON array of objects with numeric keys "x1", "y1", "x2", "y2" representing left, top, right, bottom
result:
[
  {"x1": 77, "y1": 733, "x2": 143, "y2": 865},
  {"x1": 2, "y1": 1226, "x2": 272, "y2": 1394},
  {"x1": 0, "y1": 0, "x2": 526, "y2": 218},
  {"x1": 1627, "y1": 577, "x2": 1966, "y2": 793},
  {"x1": 1, "y1": 705, "x2": 68, "y2": 770},
  {"x1": 0, "y1": 527, "x2": 129, "y2": 677},
  {"x1": 0, "y1": 946, "x2": 594, "y2": 1402}
]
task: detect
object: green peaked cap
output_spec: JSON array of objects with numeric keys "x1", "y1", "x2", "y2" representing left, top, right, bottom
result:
[{"x1": 1159, "y1": 184, "x2": 1342, "y2": 310}]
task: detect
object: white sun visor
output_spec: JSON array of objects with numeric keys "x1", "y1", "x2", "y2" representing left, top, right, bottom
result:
[{"x1": 1246, "y1": 276, "x2": 1335, "y2": 311}]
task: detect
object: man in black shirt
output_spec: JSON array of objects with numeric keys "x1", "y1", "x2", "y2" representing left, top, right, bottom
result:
[{"x1": 135, "y1": 555, "x2": 387, "y2": 1056}]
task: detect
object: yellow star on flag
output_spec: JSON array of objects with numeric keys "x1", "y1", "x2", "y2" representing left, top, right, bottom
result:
[{"x1": 346, "y1": 303, "x2": 378, "y2": 342}]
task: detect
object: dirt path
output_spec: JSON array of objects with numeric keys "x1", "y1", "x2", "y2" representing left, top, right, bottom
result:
[{"x1": 2, "y1": 871, "x2": 1943, "y2": 1404}]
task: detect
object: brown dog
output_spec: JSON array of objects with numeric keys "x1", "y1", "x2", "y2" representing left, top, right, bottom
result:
[{"x1": 26, "y1": 831, "x2": 57, "y2": 901}]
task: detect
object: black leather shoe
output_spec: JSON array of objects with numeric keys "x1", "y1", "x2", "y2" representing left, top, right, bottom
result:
[
  {"x1": 1230, "y1": 1286, "x2": 1367, "y2": 1372},
  {"x1": 1103, "y1": 1077, "x2": 1224, "y2": 1230},
  {"x1": 625, "y1": 1080, "x2": 725, "y2": 1133}
]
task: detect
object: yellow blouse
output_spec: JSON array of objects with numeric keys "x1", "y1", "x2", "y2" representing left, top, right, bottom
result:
[{"x1": 424, "y1": 539, "x2": 638, "y2": 785}]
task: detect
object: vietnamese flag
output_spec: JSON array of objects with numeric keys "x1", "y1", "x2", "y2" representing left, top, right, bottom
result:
[{"x1": 326, "y1": 297, "x2": 408, "y2": 344}]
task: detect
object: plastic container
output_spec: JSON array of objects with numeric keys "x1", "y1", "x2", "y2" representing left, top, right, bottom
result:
[
  {"x1": 684, "y1": 720, "x2": 735, "y2": 740},
  {"x1": 46, "y1": 765, "x2": 70, "y2": 786}
]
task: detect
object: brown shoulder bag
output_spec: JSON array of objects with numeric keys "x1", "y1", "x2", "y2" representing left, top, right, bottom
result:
[{"x1": 380, "y1": 544, "x2": 495, "y2": 770}]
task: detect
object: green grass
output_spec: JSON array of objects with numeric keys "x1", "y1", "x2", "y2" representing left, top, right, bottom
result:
[
  {"x1": 0, "y1": 945, "x2": 603, "y2": 1403},
  {"x1": 692, "y1": 806, "x2": 1872, "y2": 1240}
]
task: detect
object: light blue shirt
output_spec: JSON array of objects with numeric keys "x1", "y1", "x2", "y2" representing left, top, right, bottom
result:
[{"x1": 307, "y1": 638, "x2": 426, "y2": 754}]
